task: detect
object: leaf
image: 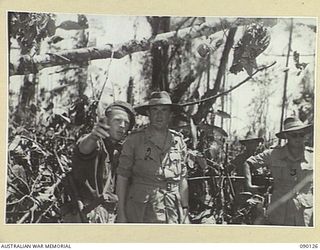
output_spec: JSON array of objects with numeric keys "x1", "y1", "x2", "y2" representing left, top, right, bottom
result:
[
  {"x1": 11, "y1": 164, "x2": 27, "y2": 182},
  {"x1": 77, "y1": 14, "x2": 88, "y2": 28},
  {"x1": 190, "y1": 118, "x2": 198, "y2": 149},
  {"x1": 230, "y1": 22, "x2": 270, "y2": 75},
  {"x1": 57, "y1": 20, "x2": 85, "y2": 31},
  {"x1": 215, "y1": 110, "x2": 231, "y2": 119},
  {"x1": 46, "y1": 17, "x2": 56, "y2": 36},
  {"x1": 197, "y1": 123, "x2": 228, "y2": 137},
  {"x1": 36, "y1": 192, "x2": 55, "y2": 204},
  {"x1": 197, "y1": 43, "x2": 210, "y2": 57},
  {"x1": 48, "y1": 35, "x2": 64, "y2": 44},
  {"x1": 187, "y1": 149, "x2": 198, "y2": 169},
  {"x1": 9, "y1": 136, "x2": 21, "y2": 151},
  {"x1": 30, "y1": 141, "x2": 49, "y2": 157},
  {"x1": 30, "y1": 104, "x2": 37, "y2": 114},
  {"x1": 60, "y1": 154, "x2": 71, "y2": 166}
]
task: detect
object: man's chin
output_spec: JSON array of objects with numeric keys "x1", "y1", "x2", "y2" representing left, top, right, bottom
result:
[
  {"x1": 117, "y1": 134, "x2": 125, "y2": 141},
  {"x1": 110, "y1": 133, "x2": 124, "y2": 142},
  {"x1": 153, "y1": 124, "x2": 166, "y2": 130}
]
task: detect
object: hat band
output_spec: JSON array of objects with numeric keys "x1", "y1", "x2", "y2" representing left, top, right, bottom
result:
[
  {"x1": 148, "y1": 99, "x2": 172, "y2": 106},
  {"x1": 283, "y1": 123, "x2": 306, "y2": 131}
]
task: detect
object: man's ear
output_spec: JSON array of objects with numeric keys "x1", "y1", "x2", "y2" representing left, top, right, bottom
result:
[
  {"x1": 169, "y1": 108, "x2": 174, "y2": 118},
  {"x1": 101, "y1": 115, "x2": 110, "y2": 125}
]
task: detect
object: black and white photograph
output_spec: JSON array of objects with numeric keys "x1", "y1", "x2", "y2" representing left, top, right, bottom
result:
[{"x1": 7, "y1": 12, "x2": 316, "y2": 227}]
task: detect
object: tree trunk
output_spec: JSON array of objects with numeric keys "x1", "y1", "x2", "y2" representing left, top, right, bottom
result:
[
  {"x1": 171, "y1": 69, "x2": 202, "y2": 103},
  {"x1": 19, "y1": 75, "x2": 35, "y2": 111},
  {"x1": 151, "y1": 17, "x2": 170, "y2": 91},
  {"x1": 127, "y1": 77, "x2": 134, "y2": 105},
  {"x1": 193, "y1": 27, "x2": 237, "y2": 124}
]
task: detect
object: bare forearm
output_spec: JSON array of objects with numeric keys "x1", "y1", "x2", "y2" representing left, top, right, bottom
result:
[
  {"x1": 179, "y1": 177, "x2": 189, "y2": 207},
  {"x1": 179, "y1": 177, "x2": 189, "y2": 223},
  {"x1": 79, "y1": 119, "x2": 111, "y2": 154},
  {"x1": 243, "y1": 162, "x2": 263, "y2": 191}
]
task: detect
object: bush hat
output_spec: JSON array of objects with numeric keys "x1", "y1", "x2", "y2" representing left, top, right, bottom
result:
[
  {"x1": 134, "y1": 91, "x2": 183, "y2": 116},
  {"x1": 239, "y1": 131, "x2": 264, "y2": 145},
  {"x1": 105, "y1": 101, "x2": 135, "y2": 130},
  {"x1": 276, "y1": 116, "x2": 313, "y2": 139}
]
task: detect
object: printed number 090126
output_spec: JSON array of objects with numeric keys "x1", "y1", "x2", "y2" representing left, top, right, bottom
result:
[{"x1": 300, "y1": 244, "x2": 318, "y2": 249}]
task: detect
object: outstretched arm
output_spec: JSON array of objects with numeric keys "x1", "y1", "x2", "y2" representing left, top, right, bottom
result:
[
  {"x1": 179, "y1": 176, "x2": 189, "y2": 223},
  {"x1": 243, "y1": 162, "x2": 264, "y2": 192},
  {"x1": 79, "y1": 118, "x2": 110, "y2": 154}
]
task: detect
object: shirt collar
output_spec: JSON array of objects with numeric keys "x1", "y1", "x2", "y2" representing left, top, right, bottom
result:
[
  {"x1": 145, "y1": 126, "x2": 173, "y2": 151},
  {"x1": 281, "y1": 144, "x2": 307, "y2": 163}
]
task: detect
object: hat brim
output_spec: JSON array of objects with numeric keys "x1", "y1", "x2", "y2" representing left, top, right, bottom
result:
[
  {"x1": 134, "y1": 103, "x2": 184, "y2": 116},
  {"x1": 239, "y1": 137, "x2": 264, "y2": 145},
  {"x1": 197, "y1": 123, "x2": 228, "y2": 137},
  {"x1": 276, "y1": 124, "x2": 313, "y2": 139}
]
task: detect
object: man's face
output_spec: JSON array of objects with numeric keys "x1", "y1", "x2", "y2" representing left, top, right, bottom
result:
[
  {"x1": 243, "y1": 141, "x2": 260, "y2": 154},
  {"x1": 107, "y1": 109, "x2": 130, "y2": 141},
  {"x1": 286, "y1": 130, "x2": 306, "y2": 149},
  {"x1": 147, "y1": 105, "x2": 172, "y2": 130}
]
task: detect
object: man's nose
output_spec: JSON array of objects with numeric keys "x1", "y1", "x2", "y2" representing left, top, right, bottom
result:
[
  {"x1": 119, "y1": 120, "x2": 126, "y2": 128},
  {"x1": 156, "y1": 111, "x2": 163, "y2": 118}
]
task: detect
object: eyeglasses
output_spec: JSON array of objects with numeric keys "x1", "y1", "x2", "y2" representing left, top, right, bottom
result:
[{"x1": 287, "y1": 132, "x2": 305, "y2": 138}]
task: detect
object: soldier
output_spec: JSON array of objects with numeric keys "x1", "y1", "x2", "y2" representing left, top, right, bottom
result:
[
  {"x1": 244, "y1": 117, "x2": 313, "y2": 226},
  {"x1": 229, "y1": 133, "x2": 265, "y2": 224},
  {"x1": 230, "y1": 132, "x2": 264, "y2": 177},
  {"x1": 63, "y1": 101, "x2": 135, "y2": 223},
  {"x1": 116, "y1": 91, "x2": 189, "y2": 223}
]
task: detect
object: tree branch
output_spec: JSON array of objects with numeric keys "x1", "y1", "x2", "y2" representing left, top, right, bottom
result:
[
  {"x1": 181, "y1": 61, "x2": 277, "y2": 107},
  {"x1": 193, "y1": 27, "x2": 237, "y2": 123}
]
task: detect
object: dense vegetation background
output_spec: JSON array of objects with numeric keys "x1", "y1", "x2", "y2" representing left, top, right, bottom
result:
[{"x1": 7, "y1": 13, "x2": 316, "y2": 223}]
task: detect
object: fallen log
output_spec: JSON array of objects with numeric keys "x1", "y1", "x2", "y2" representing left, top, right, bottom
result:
[{"x1": 9, "y1": 18, "x2": 277, "y2": 76}]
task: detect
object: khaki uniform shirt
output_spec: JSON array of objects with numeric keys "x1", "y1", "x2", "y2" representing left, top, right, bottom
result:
[
  {"x1": 117, "y1": 126, "x2": 188, "y2": 223},
  {"x1": 247, "y1": 145, "x2": 313, "y2": 226}
]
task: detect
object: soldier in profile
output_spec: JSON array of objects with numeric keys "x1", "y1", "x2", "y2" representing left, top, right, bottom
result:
[
  {"x1": 230, "y1": 132, "x2": 264, "y2": 177},
  {"x1": 244, "y1": 117, "x2": 313, "y2": 226},
  {"x1": 63, "y1": 101, "x2": 135, "y2": 223}
]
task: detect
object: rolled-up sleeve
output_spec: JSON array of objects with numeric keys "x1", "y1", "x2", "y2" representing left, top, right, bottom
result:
[
  {"x1": 117, "y1": 134, "x2": 135, "y2": 178},
  {"x1": 74, "y1": 134, "x2": 99, "y2": 160},
  {"x1": 246, "y1": 149, "x2": 272, "y2": 170},
  {"x1": 70, "y1": 135, "x2": 99, "y2": 190}
]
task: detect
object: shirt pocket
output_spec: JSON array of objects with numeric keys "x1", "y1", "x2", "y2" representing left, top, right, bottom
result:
[
  {"x1": 271, "y1": 160, "x2": 295, "y2": 186},
  {"x1": 163, "y1": 150, "x2": 182, "y2": 178},
  {"x1": 135, "y1": 146, "x2": 159, "y2": 175},
  {"x1": 270, "y1": 160, "x2": 286, "y2": 181}
]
